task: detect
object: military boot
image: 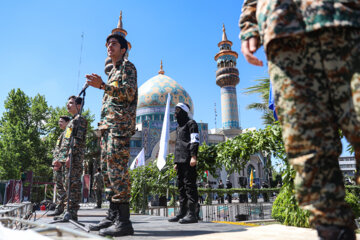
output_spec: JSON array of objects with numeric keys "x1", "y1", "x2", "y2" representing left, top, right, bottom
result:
[
  {"x1": 53, "y1": 211, "x2": 78, "y2": 222},
  {"x1": 99, "y1": 203, "x2": 134, "y2": 237},
  {"x1": 47, "y1": 206, "x2": 64, "y2": 217},
  {"x1": 316, "y1": 225, "x2": 356, "y2": 240},
  {"x1": 179, "y1": 202, "x2": 198, "y2": 224},
  {"x1": 168, "y1": 201, "x2": 188, "y2": 222},
  {"x1": 88, "y1": 201, "x2": 117, "y2": 231}
]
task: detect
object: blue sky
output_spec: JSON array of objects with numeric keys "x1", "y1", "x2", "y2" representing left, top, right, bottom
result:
[{"x1": 0, "y1": 0, "x2": 351, "y2": 156}]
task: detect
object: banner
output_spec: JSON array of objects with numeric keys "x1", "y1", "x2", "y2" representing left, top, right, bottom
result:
[
  {"x1": 130, "y1": 148, "x2": 145, "y2": 170},
  {"x1": 157, "y1": 93, "x2": 171, "y2": 170},
  {"x1": 250, "y1": 169, "x2": 254, "y2": 188},
  {"x1": 82, "y1": 174, "x2": 90, "y2": 201},
  {"x1": 268, "y1": 82, "x2": 278, "y2": 121}
]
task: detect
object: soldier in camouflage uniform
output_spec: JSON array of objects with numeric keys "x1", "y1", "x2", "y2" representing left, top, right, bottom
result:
[
  {"x1": 239, "y1": 1, "x2": 360, "y2": 239},
  {"x1": 54, "y1": 96, "x2": 87, "y2": 221},
  {"x1": 93, "y1": 168, "x2": 104, "y2": 208},
  {"x1": 48, "y1": 116, "x2": 70, "y2": 217},
  {"x1": 86, "y1": 33, "x2": 137, "y2": 237}
]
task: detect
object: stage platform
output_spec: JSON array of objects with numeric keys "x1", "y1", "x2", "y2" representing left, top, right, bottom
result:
[{"x1": 33, "y1": 207, "x2": 360, "y2": 240}]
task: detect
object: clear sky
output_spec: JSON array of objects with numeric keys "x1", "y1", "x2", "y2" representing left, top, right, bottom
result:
[{"x1": 0, "y1": 0, "x2": 351, "y2": 156}]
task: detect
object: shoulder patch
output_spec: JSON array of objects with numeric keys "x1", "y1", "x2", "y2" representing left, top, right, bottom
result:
[
  {"x1": 65, "y1": 127, "x2": 73, "y2": 138},
  {"x1": 111, "y1": 81, "x2": 119, "y2": 87}
]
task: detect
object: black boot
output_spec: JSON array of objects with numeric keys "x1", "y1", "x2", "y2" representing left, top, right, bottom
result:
[
  {"x1": 47, "y1": 206, "x2": 64, "y2": 216},
  {"x1": 168, "y1": 201, "x2": 188, "y2": 222},
  {"x1": 179, "y1": 202, "x2": 198, "y2": 224},
  {"x1": 88, "y1": 201, "x2": 117, "y2": 231},
  {"x1": 99, "y1": 203, "x2": 134, "y2": 237},
  {"x1": 53, "y1": 211, "x2": 78, "y2": 221},
  {"x1": 316, "y1": 225, "x2": 356, "y2": 240}
]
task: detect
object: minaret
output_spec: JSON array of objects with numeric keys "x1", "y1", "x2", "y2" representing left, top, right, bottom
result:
[
  {"x1": 104, "y1": 11, "x2": 132, "y2": 75},
  {"x1": 158, "y1": 60, "x2": 165, "y2": 75},
  {"x1": 214, "y1": 24, "x2": 241, "y2": 137}
]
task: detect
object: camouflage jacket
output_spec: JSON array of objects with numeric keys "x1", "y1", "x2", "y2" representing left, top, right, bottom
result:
[
  {"x1": 93, "y1": 172, "x2": 104, "y2": 190},
  {"x1": 57, "y1": 115, "x2": 87, "y2": 163},
  {"x1": 98, "y1": 59, "x2": 137, "y2": 137},
  {"x1": 239, "y1": 0, "x2": 360, "y2": 50},
  {"x1": 52, "y1": 131, "x2": 65, "y2": 164}
]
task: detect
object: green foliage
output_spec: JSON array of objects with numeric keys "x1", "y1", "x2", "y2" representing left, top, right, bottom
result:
[
  {"x1": 271, "y1": 152, "x2": 311, "y2": 228},
  {"x1": 197, "y1": 144, "x2": 221, "y2": 181},
  {"x1": 129, "y1": 123, "x2": 288, "y2": 211},
  {"x1": 129, "y1": 154, "x2": 176, "y2": 213},
  {"x1": 215, "y1": 123, "x2": 285, "y2": 174},
  {"x1": 345, "y1": 190, "x2": 360, "y2": 218},
  {"x1": 0, "y1": 89, "x2": 50, "y2": 179},
  {"x1": 0, "y1": 88, "x2": 95, "y2": 182},
  {"x1": 272, "y1": 187, "x2": 360, "y2": 227},
  {"x1": 272, "y1": 186, "x2": 310, "y2": 227},
  {"x1": 346, "y1": 185, "x2": 360, "y2": 199},
  {"x1": 243, "y1": 78, "x2": 276, "y2": 125}
]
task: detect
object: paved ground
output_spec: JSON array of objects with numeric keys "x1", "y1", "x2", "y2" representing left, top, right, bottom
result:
[{"x1": 35, "y1": 208, "x2": 360, "y2": 240}]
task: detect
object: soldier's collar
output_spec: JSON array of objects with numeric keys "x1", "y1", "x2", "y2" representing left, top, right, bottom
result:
[{"x1": 115, "y1": 58, "x2": 124, "y2": 68}]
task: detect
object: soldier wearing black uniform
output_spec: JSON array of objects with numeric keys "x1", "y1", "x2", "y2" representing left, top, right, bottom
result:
[
  {"x1": 217, "y1": 180, "x2": 224, "y2": 204},
  {"x1": 168, "y1": 103, "x2": 199, "y2": 224},
  {"x1": 226, "y1": 180, "x2": 232, "y2": 203}
]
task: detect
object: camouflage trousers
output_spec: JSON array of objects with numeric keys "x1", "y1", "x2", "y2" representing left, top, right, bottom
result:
[
  {"x1": 267, "y1": 27, "x2": 360, "y2": 229},
  {"x1": 53, "y1": 162, "x2": 66, "y2": 211},
  {"x1": 64, "y1": 155, "x2": 83, "y2": 216},
  {"x1": 101, "y1": 129, "x2": 131, "y2": 203}
]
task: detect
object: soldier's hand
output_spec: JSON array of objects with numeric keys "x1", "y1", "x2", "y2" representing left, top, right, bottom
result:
[
  {"x1": 174, "y1": 164, "x2": 177, "y2": 170},
  {"x1": 85, "y1": 73, "x2": 104, "y2": 89},
  {"x1": 53, "y1": 160, "x2": 61, "y2": 171},
  {"x1": 190, "y1": 157, "x2": 197, "y2": 167},
  {"x1": 241, "y1": 37, "x2": 263, "y2": 66},
  {"x1": 65, "y1": 157, "x2": 70, "y2": 168}
]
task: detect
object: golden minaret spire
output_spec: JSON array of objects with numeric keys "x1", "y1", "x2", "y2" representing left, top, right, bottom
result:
[
  {"x1": 117, "y1": 11, "x2": 123, "y2": 29},
  {"x1": 222, "y1": 23, "x2": 228, "y2": 41},
  {"x1": 158, "y1": 60, "x2": 165, "y2": 75}
]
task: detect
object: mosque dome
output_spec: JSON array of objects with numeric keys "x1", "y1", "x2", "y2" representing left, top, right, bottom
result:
[{"x1": 136, "y1": 61, "x2": 194, "y2": 124}]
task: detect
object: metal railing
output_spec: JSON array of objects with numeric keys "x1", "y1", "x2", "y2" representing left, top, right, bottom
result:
[
  {"x1": 0, "y1": 202, "x2": 104, "y2": 239},
  {"x1": 0, "y1": 202, "x2": 32, "y2": 219},
  {"x1": 0, "y1": 217, "x2": 104, "y2": 239}
]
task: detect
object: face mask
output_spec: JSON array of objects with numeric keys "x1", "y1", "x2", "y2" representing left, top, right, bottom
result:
[{"x1": 175, "y1": 108, "x2": 189, "y2": 125}]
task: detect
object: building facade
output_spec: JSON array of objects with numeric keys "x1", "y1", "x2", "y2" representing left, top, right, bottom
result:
[
  {"x1": 100, "y1": 13, "x2": 268, "y2": 189},
  {"x1": 339, "y1": 156, "x2": 356, "y2": 177}
]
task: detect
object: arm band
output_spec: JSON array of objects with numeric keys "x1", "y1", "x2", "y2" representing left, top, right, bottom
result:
[{"x1": 190, "y1": 133, "x2": 200, "y2": 143}]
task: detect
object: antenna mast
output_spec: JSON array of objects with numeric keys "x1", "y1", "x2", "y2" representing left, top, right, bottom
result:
[{"x1": 77, "y1": 32, "x2": 84, "y2": 92}]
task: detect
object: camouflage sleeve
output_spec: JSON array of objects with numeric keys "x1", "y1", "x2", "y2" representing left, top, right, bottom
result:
[
  {"x1": 73, "y1": 116, "x2": 87, "y2": 149},
  {"x1": 57, "y1": 117, "x2": 87, "y2": 161},
  {"x1": 52, "y1": 132, "x2": 64, "y2": 163},
  {"x1": 52, "y1": 147, "x2": 59, "y2": 164},
  {"x1": 104, "y1": 61, "x2": 137, "y2": 102},
  {"x1": 57, "y1": 134, "x2": 70, "y2": 162},
  {"x1": 239, "y1": 0, "x2": 260, "y2": 41}
]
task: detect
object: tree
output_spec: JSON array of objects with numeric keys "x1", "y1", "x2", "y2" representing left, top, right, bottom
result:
[
  {"x1": 0, "y1": 89, "x2": 96, "y2": 181},
  {"x1": 243, "y1": 78, "x2": 275, "y2": 125},
  {"x1": 0, "y1": 89, "x2": 50, "y2": 179},
  {"x1": 197, "y1": 144, "x2": 221, "y2": 181}
]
